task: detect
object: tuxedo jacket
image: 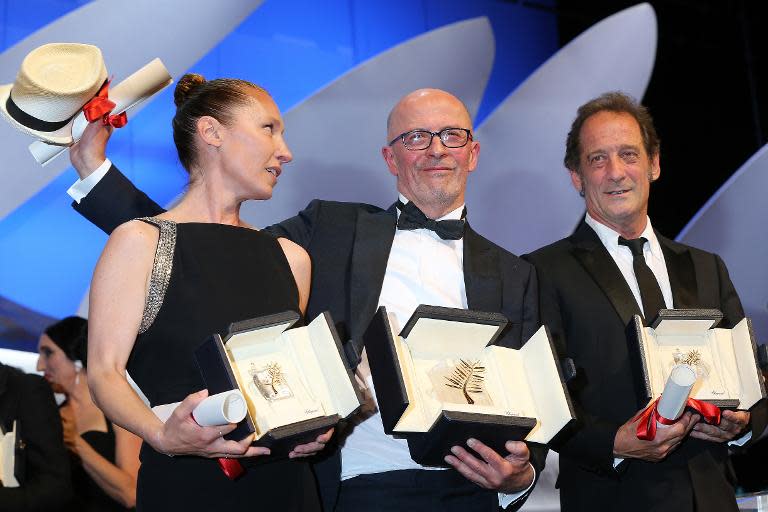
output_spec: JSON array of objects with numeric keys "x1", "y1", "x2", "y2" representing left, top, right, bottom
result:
[
  {"x1": 0, "y1": 363, "x2": 72, "y2": 511},
  {"x1": 73, "y1": 165, "x2": 545, "y2": 511},
  {"x1": 525, "y1": 220, "x2": 767, "y2": 512}
]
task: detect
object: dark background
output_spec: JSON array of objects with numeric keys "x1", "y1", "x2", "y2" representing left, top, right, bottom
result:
[{"x1": 546, "y1": 0, "x2": 768, "y2": 238}]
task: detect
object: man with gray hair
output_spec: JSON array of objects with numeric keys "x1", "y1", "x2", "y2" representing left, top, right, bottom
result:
[{"x1": 526, "y1": 91, "x2": 766, "y2": 512}]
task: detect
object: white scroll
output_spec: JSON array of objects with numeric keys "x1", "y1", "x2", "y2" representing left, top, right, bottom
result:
[
  {"x1": 192, "y1": 390, "x2": 248, "y2": 427},
  {"x1": 657, "y1": 364, "x2": 697, "y2": 424},
  {"x1": 152, "y1": 390, "x2": 248, "y2": 427}
]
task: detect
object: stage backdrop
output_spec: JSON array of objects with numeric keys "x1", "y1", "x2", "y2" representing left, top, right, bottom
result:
[{"x1": 1, "y1": 2, "x2": 672, "y2": 355}]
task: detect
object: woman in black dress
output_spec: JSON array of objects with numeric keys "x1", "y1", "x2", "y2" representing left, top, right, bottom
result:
[
  {"x1": 86, "y1": 74, "x2": 328, "y2": 511},
  {"x1": 37, "y1": 316, "x2": 141, "y2": 511}
]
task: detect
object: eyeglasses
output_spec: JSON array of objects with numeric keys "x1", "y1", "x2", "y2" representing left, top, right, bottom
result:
[{"x1": 388, "y1": 128, "x2": 472, "y2": 151}]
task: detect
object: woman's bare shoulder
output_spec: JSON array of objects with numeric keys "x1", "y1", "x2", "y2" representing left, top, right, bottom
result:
[
  {"x1": 99, "y1": 219, "x2": 163, "y2": 271},
  {"x1": 277, "y1": 237, "x2": 310, "y2": 267}
]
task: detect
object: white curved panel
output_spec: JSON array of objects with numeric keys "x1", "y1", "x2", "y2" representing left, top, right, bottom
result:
[
  {"x1": 240, "y1": 17, "x2": 495, "y2": 227},
  {"x1": 0, "y1": 348, "x2": 40, "y2": 375},
  {"x1": 0, "y1": 0, "x2": 263, "y2": 220},
  {"x1": 677, "y1": 144, "x2": 768, "y2": 340},
  {"x1": 469, "y1": 3, "x2": 657, "y2": 255}
]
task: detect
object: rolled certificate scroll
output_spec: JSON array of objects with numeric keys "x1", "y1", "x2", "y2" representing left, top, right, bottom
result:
[
  {"x1": 656, "y1": 364, "x2": 697, "y2": 423},
  {"x1": 152, "y1": 390, "x2": 248, "y2": 427},
  {"x1": 192, "y1": 390, "x2": 248, "y2": 427},
  {"x1": 29, "y1": 58, "x2": 173, "y2": 166},
  {"x1": 636, "y1": 364, "x2": 698, "y2": 440}
]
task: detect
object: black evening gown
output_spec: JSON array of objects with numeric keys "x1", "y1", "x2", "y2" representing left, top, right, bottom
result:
[
  {"x1": 127, "y1": 219, "x2": 320, "y2": 512},
  {"x1": 66, "y1": 421, "x2": 133, "y2": 511}
]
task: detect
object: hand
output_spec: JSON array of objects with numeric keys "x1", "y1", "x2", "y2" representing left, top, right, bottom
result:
[
  {"x1": 59, "y1": 405, "x2": 79, "y2": 454},
  {"x1": 153, "y1": 390, "x2": 270, "y2": 459},
  {"x1": 69, "y1": 119, "x2": 113, "y2": 178},
  {"x1": 690, "y1": 410, "x2": 750, "y2": 442},
  {"x1": 288, "y1": 428, "x2": 334, "y2": 459},
  {"x1": 444, "y1": 439, "x2": 534, "y2": 494},
  {"x1": 613, "y1": 410, "x2": 699, "y2": 462}
]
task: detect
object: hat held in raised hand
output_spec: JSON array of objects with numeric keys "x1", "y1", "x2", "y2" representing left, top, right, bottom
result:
[{"x1": 0, "y1": 43, "x2": 110, "y2": 145}]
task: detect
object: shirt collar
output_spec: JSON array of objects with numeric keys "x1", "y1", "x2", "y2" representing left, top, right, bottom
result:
[
  {"x1": 397, "y1": 194, "x2": 466, "y2": 221},
  {"x1": 585, "y1": 212, "x2": 661, "y2": 258}
]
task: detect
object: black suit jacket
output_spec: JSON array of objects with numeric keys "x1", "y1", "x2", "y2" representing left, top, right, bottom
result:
[
  {"x1": 73, "y1": 166, "x2": 545, "y2": 511},
  {"x1": 0, "y1": 363, "x2": 72, "y2": 511},
  {"x1": 526, "y1": 220, "x2": 767, "y2": 512}
]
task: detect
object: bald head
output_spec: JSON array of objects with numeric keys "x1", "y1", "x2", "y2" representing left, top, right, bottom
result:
[{"x1": 386, "y1": 89, "x2": 473, "y2": 141}]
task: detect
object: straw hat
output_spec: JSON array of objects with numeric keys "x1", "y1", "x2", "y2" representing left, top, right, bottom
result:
[{"x1": 0, "y1": 43, "x2": 108, "y2": 145}]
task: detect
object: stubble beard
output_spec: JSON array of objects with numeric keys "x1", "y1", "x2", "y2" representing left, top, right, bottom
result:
[
  {"x1": 416, "y1": 182, "x2": 461, "y2": 218},
  {"x1": 409, "y1": 159, "x2": 464, "y2": 216}
]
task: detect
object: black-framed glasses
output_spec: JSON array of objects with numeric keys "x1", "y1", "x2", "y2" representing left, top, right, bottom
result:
[{"x1": 388, "y1": 127, "x2": 472, "y2": 151}]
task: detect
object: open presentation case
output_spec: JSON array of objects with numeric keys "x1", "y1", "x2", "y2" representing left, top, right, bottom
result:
[
  {"x1": 195, "y1": 311, "x2": 363, "y2": 454},
  {"x1": 364, "y1": 305, "x2": 574, "y2": 466},
  {"x1": 628, "y1": 309, "x2": 766, "y2": 410},
  {"x1": 0, "y1": 421, "x2": 21, "y2": 488}
]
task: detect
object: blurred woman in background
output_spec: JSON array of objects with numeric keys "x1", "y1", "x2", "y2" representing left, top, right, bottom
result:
[{"x1": 37, "y1": 316, "x2": 141, "y2": 511}]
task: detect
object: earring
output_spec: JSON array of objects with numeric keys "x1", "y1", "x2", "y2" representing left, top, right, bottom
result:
[{"x1": 73, "y1": 360, "x2": 83, "y2": 387}]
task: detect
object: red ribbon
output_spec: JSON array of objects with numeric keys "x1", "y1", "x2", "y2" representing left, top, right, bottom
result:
[
  {"x1": 217, "y1": 457, "x2": 245, "y2": 480},
  {"x1": 635, "y1": 396, "x2": 722, "y2": 440},
  {"x1": 183, "y1": 413, "x2": 244, "y2": 480},
  {"x1": 82, "y1": 80, "x2": 128, "y2": 128}
]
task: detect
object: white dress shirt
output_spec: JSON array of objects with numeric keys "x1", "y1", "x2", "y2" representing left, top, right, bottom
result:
[
  {"x1": 341, "y1": 196, "x2": 532, "y2": 507},
  {"x1": 584, "y1": 213, "x2": 672, "y2": 316},
  {"x1": 340, "y1": 197, "x2": 467, "y2": 479}
]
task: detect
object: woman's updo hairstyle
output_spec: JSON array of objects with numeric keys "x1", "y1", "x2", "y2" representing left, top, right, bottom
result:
[
  {"x1": 172, "y1": 73, "x2": 267, "y2": 173},
  {"x1": 44, "y1": 316, "x2": 88, "y2": 368}
]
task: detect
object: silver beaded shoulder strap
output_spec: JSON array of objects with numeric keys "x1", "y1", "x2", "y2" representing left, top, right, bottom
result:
[{"x1": 135, "y1": 217, "x2": 177, "y2": 334}]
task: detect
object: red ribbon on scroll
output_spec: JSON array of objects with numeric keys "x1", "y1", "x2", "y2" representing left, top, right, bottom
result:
[
  {"x1": 635, "y1": 396, "x2": 721, "y2": 440},
  {"x1": 217, "y1": 457, "x2": 245, "y2": 480},
  {"x1": 82, "y1": 80, "x2": 128, "y2": 128},
  {"x1": 181, "y1": 413, "x2": 245, "y2": 480}
]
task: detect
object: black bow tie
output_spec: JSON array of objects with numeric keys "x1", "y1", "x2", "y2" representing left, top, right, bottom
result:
[{"x1": 396, "y1": 200, "x2": 466, "y2": 240}]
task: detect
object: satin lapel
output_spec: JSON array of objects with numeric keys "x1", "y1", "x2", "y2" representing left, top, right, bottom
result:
[
  {"x1": 570, "y1": 221, "x2": 641, "y2": 327},
  {"x1": 658, "y1": 233, "x2": 698, "y2": 308},
  {"x1": 349, "y1": 205, "x2": 397, "y2": 352},
  {"x1": 463, "y1": 225, "x2": 501, "y2": 312}
]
